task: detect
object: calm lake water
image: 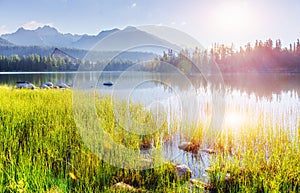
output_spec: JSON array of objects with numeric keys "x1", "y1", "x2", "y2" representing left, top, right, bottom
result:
[
  {"x1": 0, "y1": 71, "x2": 299, "y2": 96},
  {"x1": 1, "y1": 71, "x2": 299, "y2": 179}
]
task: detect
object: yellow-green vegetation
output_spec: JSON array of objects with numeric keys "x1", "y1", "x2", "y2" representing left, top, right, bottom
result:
[
  {"x1": 0, "y1": 86, "x2": 299, "y2": 192},
  {"x1": 208, "y1": 118, "x2": 300, "y2": 192},
  {"x1": 0, "y1": 87, "x2": 185, "y2": 192},
  {"x1": 95, "y1": 96, "x2": 169, "y2": 150}
]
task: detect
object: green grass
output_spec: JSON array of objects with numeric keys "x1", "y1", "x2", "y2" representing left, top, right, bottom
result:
[
  {"x1": 208, "y1": 116, "x2": 300, "y2": 192},
  {"x1": 0, "y1": 87, "x2": 188, "y2": 192},
  {"x1": 0, "y1": 86, "x2": 299, "y2": 192}
]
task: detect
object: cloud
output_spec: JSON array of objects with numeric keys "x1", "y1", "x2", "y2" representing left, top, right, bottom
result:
[
  {"x1": 131, "y1": 3, "x2": 136, "y2": 8},
  {"x1": 21, "y1": 21, "x2": 53, "y2": 30}
]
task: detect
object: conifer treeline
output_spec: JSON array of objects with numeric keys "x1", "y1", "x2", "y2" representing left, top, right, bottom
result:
[
  {"x1": 160, "y1": 38, "x2": 300, "y2": 73},
  {"x1": 0, "y1": 54, "x2": 136, "y2": 72},
  {"x1": 0, "y1": 38, "x2": 299, "y2": 73},
  {"x1": 0, "y1": 54, "x2": 80, "y2": 72}
]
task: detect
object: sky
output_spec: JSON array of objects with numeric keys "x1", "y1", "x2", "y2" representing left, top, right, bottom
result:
[{"x1": 0, "y1": 0, "x2": 299, "y2": 49}]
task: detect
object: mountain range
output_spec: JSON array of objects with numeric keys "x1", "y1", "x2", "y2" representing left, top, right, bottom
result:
[
  {"x1": 1, "y1": 26, "x2": 113, "y2": 50},
  {"x1": 0, "y1": 25, "x2": 184, "y2": 51},
  {"x1": 0, "y1": 37, "x2": 14, "y2": 46}
]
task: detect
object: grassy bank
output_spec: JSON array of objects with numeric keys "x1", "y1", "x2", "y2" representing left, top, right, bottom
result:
[
  {"x1": 0, "y1": 87, "x2": 187, "y2": 192},
  {"x1": 0, "y1": 87, "x2": 299, "y2": 192}
]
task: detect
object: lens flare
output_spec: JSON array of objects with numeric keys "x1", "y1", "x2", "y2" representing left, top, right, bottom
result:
[{"x1": 224, "y1": 111, "x2": 245, "y2": 130}]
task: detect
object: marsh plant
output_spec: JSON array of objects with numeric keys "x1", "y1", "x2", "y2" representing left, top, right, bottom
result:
[{"x1": 0, "y1": 86, "x2": 299, "y2": 192}]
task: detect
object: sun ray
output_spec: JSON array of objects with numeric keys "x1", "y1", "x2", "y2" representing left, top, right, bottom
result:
[{"x1": 215, "y1": 2, "x2": 250, "y2": 33}]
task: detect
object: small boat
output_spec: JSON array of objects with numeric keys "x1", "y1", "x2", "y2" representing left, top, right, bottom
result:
[{"x1": 103, "y1": 81, "x2": 113, "y2": 86}]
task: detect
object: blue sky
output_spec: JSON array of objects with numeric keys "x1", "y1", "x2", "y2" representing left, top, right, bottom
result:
[{"x1": 0, "y1": 0, "x2": 299, "y2": 48}]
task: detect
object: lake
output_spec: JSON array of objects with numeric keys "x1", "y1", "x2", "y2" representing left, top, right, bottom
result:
[
  {"x1": 1, "y1": 71, "x2": 299, "y2": 179},
  {"x1": 0, "y1": 71, "x2": 299, "y2": 96}
]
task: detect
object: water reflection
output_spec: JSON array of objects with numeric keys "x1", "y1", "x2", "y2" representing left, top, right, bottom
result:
[
  {"x1": 0, "y1": 72, "x2": 76, "y2": 87},
  {"x1": 1, "y1": 71, "x2": 299, "y2": 97},
  {"x1": 161, "y1": 88, "x2": 299, "y2": 180}
]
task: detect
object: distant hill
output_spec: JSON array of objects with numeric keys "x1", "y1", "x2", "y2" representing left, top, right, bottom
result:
[
  {"x1": 35, "y1": 26, "x2": 82, "y2": 47},
  {"x1": 137, "y1": 25, "x2": 204, "y2": 50},
  {"x1": 0, "y1": 37, "x2": 14, "y2": 46},
  {"x1": 0, "y1": 26, "x2": 121, "y2": 50},
  {"x1": 89, "y1": 26, "x2": 181, "y2": 52},
  {"x1": 1, "y1": 26, "x2": 82, "y2": 47},
  {"x1": 1, "y1": 25, "x2": 185, "y2": 52},
  {"x1": 71, "y1": 28, "x2": 120, "y2": 50},
  {"x1": 0, "y1": 25, "x2": 201, "y2": 65},
  {"x1": 2, "y1": 27, "x2": 45, "y2": 46}
]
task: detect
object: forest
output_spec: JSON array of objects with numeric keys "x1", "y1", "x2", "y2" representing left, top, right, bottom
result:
[
  {"x1": 0, "y1": 38, "x2": 300, "y2": 73},
  {"x1": 0, "y1": 54, "x2": 137, "y2": 72},
  {"x1": 157, "y1": 38, "x2": 300, "y2": 73},
  {"x1": 213, "y1": 38, "x2": 300, "y2": 73}
]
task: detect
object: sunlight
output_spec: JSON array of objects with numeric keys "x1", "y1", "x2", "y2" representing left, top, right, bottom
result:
[
  {"x1": 216, "y1": 3, "x2": 249, "y2": 33},
  {"x1": 224, "y1": 111, "x2": 245, "y2": 130}
]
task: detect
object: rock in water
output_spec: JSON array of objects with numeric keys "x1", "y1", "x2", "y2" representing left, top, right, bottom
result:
[
  {"x1": 140, "y1": 140, "x2": 151, "y2": 150},
  {"x1": 44, "y1": 82, "x2": 54, "y2": 88},
  {"x1": 176, "y1": 164, "x2": 192, "y2": 181},
  {"x1": 16, "y1": 81, "x2": 36, "y2": 89},
  {"x1": 39, "y1": 84, "x2": 49, "y2": 89},
  {"x1": 178, "y1": 142, "x2": 199, "y2": 154},
  {"x1": 57, "y1": 83, "x2": 70, "y2": 89},
  {"x1": 103, "y1": 81, "x2": 113, "y2": 86}
]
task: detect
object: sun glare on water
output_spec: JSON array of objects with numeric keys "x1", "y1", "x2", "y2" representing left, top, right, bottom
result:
[{"x1": 224, "y1": 111, "x2": 245, "y2": 131}]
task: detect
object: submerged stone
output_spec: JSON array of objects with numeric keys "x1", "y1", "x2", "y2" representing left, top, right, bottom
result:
[
  {"x1": 39, "y1": 84, "x2": 50, "y2": 89},
  {"x1": 16, "y1": 81, "x2": 36, "y2": 89},
  {"x1": 58, "y1": 83, "x2": 70, "y2": 88},
  {"x1": 176, "y1": 164, "x2": 192, "y2": 181},
  {"x1": 178, "y1": 142, "x2": 199, "y2": 154},
  {"x1": 44, "y1": 82, "x2": 54, "y2": 88},
  {"x1": 140, "y1": 141, "x2": 151, "y2": 150}
]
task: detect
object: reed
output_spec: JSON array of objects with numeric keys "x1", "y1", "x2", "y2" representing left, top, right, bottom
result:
[
  {"x1": 0, "y1": 87, "x2": 184, "y2": 192},
  {"x1": 0, "y1": 86, "x2": 299, "y2": 192}
]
